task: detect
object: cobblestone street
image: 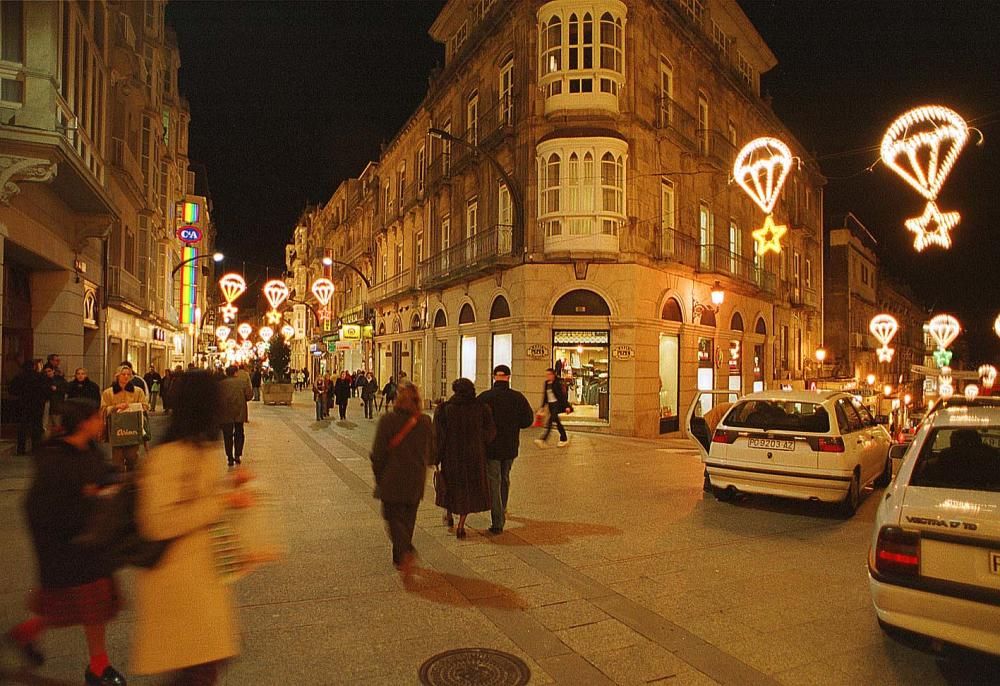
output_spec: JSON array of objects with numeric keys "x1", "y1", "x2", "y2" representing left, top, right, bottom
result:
[{"x1": 1, "y1": 393, "x2": 997, "y2": 685}]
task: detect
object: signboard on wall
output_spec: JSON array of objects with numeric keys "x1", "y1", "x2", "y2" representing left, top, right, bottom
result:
[
  {"x1": 341, "y1": 324, "x2": 362, "y2": 340},
  {"x1": 612, "y1": 345, "x2": 634, "y2": 361},
  {"x1": 526, "y1": 344, "x2": 549, "y2": 359}
]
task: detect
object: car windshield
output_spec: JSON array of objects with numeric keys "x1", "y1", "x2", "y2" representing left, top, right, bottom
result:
[
  {"x1": 724, "y1": 399, "x2": 830, "y2": 433},
  {"x1": 910, "y1": 426, "x2": 1000, "y2": 492}
]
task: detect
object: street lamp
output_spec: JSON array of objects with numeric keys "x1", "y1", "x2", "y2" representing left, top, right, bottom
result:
[
  {"x1": 427, "y1": 127, "x2": 524, "y2": 250},
  {"x1": 171, "y1": 251, "x2": 223, "y2": 277},
  {"x1": 866, "y1": 373, "x2": 877, "y2": 386},
  {"x1": 815, "y1": 347, "x2": 827, "y2": 364},
  {"x1": 710, "y1": 281, "x2": 725, "y2": 306}
]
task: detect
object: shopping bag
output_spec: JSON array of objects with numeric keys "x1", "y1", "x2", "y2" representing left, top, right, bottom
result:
[
  {"x1": 108, "y1": 410, "x2": 145, "y2": 447},
  {"x1": 533, "y1": 405, "x2": 549, "y2": 428},
  {"x1": 210, "y1": 481, "x2": 285, "y2": 584}
]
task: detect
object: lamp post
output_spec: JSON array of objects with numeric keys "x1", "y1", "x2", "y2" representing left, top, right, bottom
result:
[
  {"x1": 693, "y1": 281, "x2": 724, "y2": 321},
  {"x1": 171, "y1": 251, "x2": 223, "y2": 277},
  {"x1": 427, "y1": 127, "x2": 525, "y2": 252},
  {"x1": 321, "y1": 256, "x2": 377, "y2": 372}
]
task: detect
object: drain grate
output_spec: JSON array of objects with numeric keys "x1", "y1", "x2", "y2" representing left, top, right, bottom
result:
[{"x1": 419, "y1": 648, "x2": 531, "y2": 686}]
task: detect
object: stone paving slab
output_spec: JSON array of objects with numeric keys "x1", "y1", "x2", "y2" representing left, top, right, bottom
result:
[{"x1": 2, "y1": 393, "x2": 999, "y2": 684}]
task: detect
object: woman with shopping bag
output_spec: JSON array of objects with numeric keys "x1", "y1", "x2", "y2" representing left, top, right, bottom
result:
[
  {"x1": 130, "y1": 371, "x2": 256, "y2": 685},
  {"x1": 101, "y1": 366, "x2": 148, "y2": 472}
]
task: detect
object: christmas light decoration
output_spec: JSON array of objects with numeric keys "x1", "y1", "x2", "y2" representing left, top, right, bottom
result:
[
  {"x1": 281, "y1": 324, "x2": 295, "y2": 339},
  {"x1": 238, "y1": 323, "x2": 253, "y2": 340},
  {"x1": 221, "y1": 304, "x2": 239, "y2": 323},
  {"x1": 869, "y1": 314, "x2": 899, "y2": 363},
  {"x1": 939, "y1": 366, "x2": 954, "y2": 400},
  {"x1": 927, "y1": 314, "x2": 960, "y2": 367},
  {"x1": 265, "y1": 309, "x2": 284, "y2": 326},
  {"x1": 311, "y1": 278, "x2": 335, "y2": 307},
  {"x1": 241, "y1": 340, "x2": 253, "y2": 352},
  {"x1": 215, "y1": 325, "x2": 231, "y2": 341},
  {"x1": 225, "y1": 339, "x2": 237, "y2": 351},
  {"x1": 255, "y1": 341, "x2": 267, "y2": 356},
  {"x1": 733, "y1": 137, "x2": 793, "y2": 256},
  {"x1": 218, "y1": 273, "x2": 247, "y2": 304},
  {"x1": 979, "y1": 364, "x2": 997, "y2": 390},
  {"x1": 994, "y1": 314, "x2": 1000, "y2": 339},
  {"x1": 965, "y1": 384, "x2": 979, "y2": 401},
  {"x1": 259, "y1": 326, "x2": 274, "y2": 343},
  {"x1": 880, "y1": 105, "x2": 969, "y2": 251},
  {"x1": 263, "y1": 280, "x2": 289, "y2": 310}
]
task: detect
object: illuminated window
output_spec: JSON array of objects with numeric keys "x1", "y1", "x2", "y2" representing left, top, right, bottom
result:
[
  {"x1": 499, "y1": 57, "x2": 514, "y2": 124},
  {"x1": 466, "y1": 91, "x2": 478, "y2": 145}
]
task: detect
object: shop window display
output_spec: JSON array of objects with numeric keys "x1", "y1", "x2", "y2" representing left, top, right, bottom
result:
[
  {"x1": 658, "y1": 334, "x2": 680, "y2": 433},
  {"x1": 552, "y1": 330, "x2": 609, "y2": 422}
]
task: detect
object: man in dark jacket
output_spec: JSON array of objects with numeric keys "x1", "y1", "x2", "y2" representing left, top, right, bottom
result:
[
  {"x1": 65, "y1": 367, "x2": 102, "y2": 404},
  {"x1": 218, "y1": 365, "x2": 253, "y2": 467},
  {"x1": 478, "y1": 365, "x2": 534, "y2": 534},
  {"x1": 9, "y1": 360, "x2": 47, "y2": 454},
  {"x1": 42, "y1": 364, "x2": 68, "y2": 434},
  {"x1": 250, "y1": 367, "x2": 263, "y2": 401},
  {"x1": 536, "y1": 367, "x2": 570, "y2": 448}
]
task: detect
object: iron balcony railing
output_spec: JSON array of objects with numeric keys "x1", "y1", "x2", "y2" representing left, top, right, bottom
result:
[
  {"x1": 790, "y1": 286, "x2": 819, "y2": 309},
  {"x1": 107, "y1": 266, "x2": 146, "y2": 310},
  {"x1": 657, "y1": 227, "x2": 699, "y2": 266},
  {"x1": 369, "y1": 269, "x2": 414, "y2": 303},
  {"x1": 698, "y1": 129, "x2": 737, "y2": 170},
  {"x1": 419, "y1": 223, "x2": 514, "y2": 288},
  {"x1": 695, "y1": 244, "x2": 778, "y2": 295},
  {"x1": 110, "y1": 137, "x2": 143, "y2": 190},
  {"x1": 426, "y1": 153, "x2": 452, "y2": 188},
  {"x1": 655, "y1": 96, "x2": 698, "y2": 150}
]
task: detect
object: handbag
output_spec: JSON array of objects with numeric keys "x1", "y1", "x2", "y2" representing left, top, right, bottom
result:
[{"x1": 433, "y1": 467, "x2": 448, "y2": 508}]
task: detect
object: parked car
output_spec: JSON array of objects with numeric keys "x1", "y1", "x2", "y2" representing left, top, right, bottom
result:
[
  {"x1": 925, "y1": 396, "x2": 1000, "y2": 419},
  {"x1": 868, "y1": 405, "x2": 1000, "y2": 656},
  {"x1": 687, "y1": 389, "x2": 893, "y2": 515}
]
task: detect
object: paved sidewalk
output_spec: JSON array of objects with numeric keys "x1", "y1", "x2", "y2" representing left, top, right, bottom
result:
[{"x1": 1, "y1": 393, "x2": 996, "y2": 684}]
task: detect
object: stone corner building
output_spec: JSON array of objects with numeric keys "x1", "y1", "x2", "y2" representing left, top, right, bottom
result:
[
  {"x1": 285, "y1": 0, "x2": 825, "y2": 438},
  {"x1": 0, "y1": 0, "x2": 210, "y2": 430}
]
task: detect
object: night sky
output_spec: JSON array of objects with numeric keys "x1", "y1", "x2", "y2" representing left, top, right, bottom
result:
[{"x1": 166, "y1": 0, "x2": 1000, "y2": 363}]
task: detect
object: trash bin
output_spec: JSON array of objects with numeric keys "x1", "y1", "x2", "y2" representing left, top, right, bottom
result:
[{"x1": 598, "y1": 388, "x2": 609, "y2": 420}]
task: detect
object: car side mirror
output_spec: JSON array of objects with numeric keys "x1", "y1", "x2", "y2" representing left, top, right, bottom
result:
[{"x1": 889, "y1": 444, "x2": 908, "y2": 460}]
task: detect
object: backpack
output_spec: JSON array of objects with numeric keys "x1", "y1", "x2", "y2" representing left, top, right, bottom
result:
[{"x1": 75, "y1": 476, "x2": 175, "y2": 570}]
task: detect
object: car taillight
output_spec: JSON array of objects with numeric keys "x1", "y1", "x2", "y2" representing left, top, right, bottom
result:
[
  {"x1": 875, "y1": 527, "x2": 920, "y2": 577},
  {"x1": 712, "y1": 429, "x2": 733, "y2": 444},
  {"x1": 817, "y1": 436, "x2": 845, "y2": 453}
]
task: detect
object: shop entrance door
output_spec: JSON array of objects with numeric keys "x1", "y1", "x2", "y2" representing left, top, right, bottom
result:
[
  {"x1": 392, "y1": 341, "x2": 403, "y2": 381},
  {"x1": 552, "y1": 330, "x2": 610, "y2": 422}
]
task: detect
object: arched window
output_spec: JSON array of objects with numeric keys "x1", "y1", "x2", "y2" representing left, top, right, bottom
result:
[
  {"x1": 411, "y1": 313, "x2": 422, "y2": 330},
  {"x1": 540, "y1": 15, "x2": 562, "y2": 95},
  {"x1": 459, "y1": 303, "x2": 475, "y2": 324},
  {"x1": 392, "y1": 318, "x2": 401, "y2": 334},
  {"x1": 433, "y1": 309, "x2": 447, "y2": 328},
  {"x1": 601, "y1": 152, "x2": 623, "y2": 229},
  {"x1": 499, "y1": 55, "x2": 514, "y2": 124},
  {"x1": 378, "y1": 321, "x2": 386, "y2": 335},
  {"x1": 490, "y1": 296, "x2": 511, "y2": 320},
  {"x1": 730, "y1": 312, "x2": 745, "y2": 331},
  {"x1": 661, "y1": 298, "x2": 683, "y2": 322},
  {"x1": 755, "y1": 317, "x2": 767, "y2": 335},
  {"x1": 552, "y1": 289, "x2": 611, "y2": 316},
  {"x1": 540, "y1": 153, "x2": 561, "y2": 236},
  {"x1": 599, "y1": 12, "x2": 623, "y2": 94},
  {"x1": 700, "y1": 309, "x2": 717, "y2": 328}
]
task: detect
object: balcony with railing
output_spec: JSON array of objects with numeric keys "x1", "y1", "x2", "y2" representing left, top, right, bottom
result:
[
  {"x1": 107, "y1": 266, "x2": 145, "y2": 310},
  {"x1": 426, "y1": 153, "x2": 452, "y2": 189},
  {"x1": 110, "y1": 137, "x2": 144, "y2": 192},
  {"x1": 790, "y1": 285, "x2": 819, "y2": 309},
  {"x1": 698, "y1": 129, "x2": 736, "y2": 170},
  {"x1": 697, "y1": 244, "x2": 777, "y2": 296},
  {"x1": 542, "y1": 215, "x2": 621, "y2": 255},
  {"x1": 477, "y1": 94, "x2": 514, "y2": 150},
  {"x1": 399, "y1": 180, "x2": 423, "y2": 212},
  {"x1": 369, "y1": 269, "x2": 415, "y2": 303},
  {"x1": 419, "y1": 223, "x2": 515, "y2": 288},
  {"x1": 655, "y1": 96, "x2": 698, "y2": 150},
  {"x1": 657, "y1": 227, "x2": 699, "y2": 266}
]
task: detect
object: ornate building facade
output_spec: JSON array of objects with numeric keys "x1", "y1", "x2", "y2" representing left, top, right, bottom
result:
[{"x1": 285, "y1": 0, "x2": 826, "y2": 437}]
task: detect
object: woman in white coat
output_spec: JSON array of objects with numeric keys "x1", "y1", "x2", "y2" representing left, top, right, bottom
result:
[{"x1": 132, "y1": 370, "x2": 253, "y2": 684}]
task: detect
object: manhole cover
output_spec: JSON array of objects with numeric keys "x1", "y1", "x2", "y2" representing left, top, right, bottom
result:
[{"x1": 419, "y1": 648, "x2": 530, "y2": 686}]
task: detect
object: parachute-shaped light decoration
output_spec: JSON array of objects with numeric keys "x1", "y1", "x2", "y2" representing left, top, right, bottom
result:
[
  {"x1": 994, "y1": 314, "x2": 1000, "y2": 339},
  {"x1": 979, "y1": 364, "x2": 997, "y2": 390},
  {"x1": 939, "y1": 366, "x2": 954, "y2": 400},
  {"x1": 215, "y1": 325, "x2": 231, "y2": 342},
  {"x1": 241, "y1": 340, "x2": 254, "y2": 352},
  {"x1": 258, "y1": 326, "x2": 274, "y2": 343},
  {"x1": 880, "y1": 106, "x2": 969, "y2": 251},
  {"x1": 263, "y1": 280, "x2": 290, "y2": 326},
  {"x1": 927, "y1": 314, "x2": 961, "y2": 367},
  {"x1": 255, "y1": 341, "x2": 267, "y2": 356},
  {"x1": 733, "y1": 137, "x2": 793, "y2": 256},
  {"x1": 311, "y1": 278, "x2": 335, "y2": 307},
  {"x1": 281, "y1": 324, "x2": 296, "y2": 339},
  {"x1": 225, "y1": 339, "x2": 237, "y2": 351},
  {"x1": 869, "y1": 314, "x2": 899, "y2": 363},
  {"x1": 237, "y1": 323, "x2": 253, "y2": 340},
  {"x1": 965, "y1": 384, "x2": 980, "y2": 401},
  {"x1": 218, "y1": 274, "x2": 247, "y2": 303}
]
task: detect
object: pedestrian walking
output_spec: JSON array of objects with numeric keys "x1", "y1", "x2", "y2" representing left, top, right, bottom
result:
[
  {"x1": 312, "y1": 375, "x2": 328, "y2": 421},
  {"x1": 382, "y1": 377, "x2": 398, "y2": 413},
  {"x1": 67, "y1": 368, "x2": 102, "y2": 405},
  {"x1": 361, "y1": 371, "x2": 377, "y2": 419},
  {"x1": 535, "y1": 368, "x2": 571, "y2": 449},
  {"x1": 325, "y1": 373, "x2": 336, "y2": 418},
  {"x1": 42, "y1": 363, "x2": 68, "y2": 434},
  {"x1": 4, "y1": 399, "x2": 126, "y2": 685},
  {"x1": 218, "y1": 365, "x2": 253, "y2": 467},
  {"x1": 334, "y1": 371, "x2": 352, "y2": 420},
  {"x1": 119, "y1": 361, "x2": 148, "y2": 396},
  {"x1": 250, "y1": 367, "x2": 262, "y2": 402},
  {"x1": 142, "y1": 366, "x2": 162, "y2": 413},
  {"x1": 478, "y1": 365, "x2": 534, "y2": 534},
  {"x1": 371, "y1": 383, "x2": 434, "y2": 576},
  {"x1": 301, "y1": 367, "x2": 310, "y2": 390},
  {"x1": 100, "y1": 366, "x2": 148, "y2": 472},
  {"x1": 434, "y1": 378, "x2": 496, "y2": 539},
  {"x1": 9, "y1": 360, "x2": 47, "y2": 454},
  {"x1": 131, "y1": 371, "x2": 252, "y2": 685}
]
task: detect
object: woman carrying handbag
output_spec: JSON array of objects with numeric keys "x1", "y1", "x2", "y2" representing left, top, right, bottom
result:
[{"x1": 370, "y1": 383, "x2": 433, "y2": 577}]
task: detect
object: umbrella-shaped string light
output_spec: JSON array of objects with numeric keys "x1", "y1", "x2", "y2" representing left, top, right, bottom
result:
[
  {"x1": 733, "y1": 137, "x2": 793, "y2": 256},
  {"x1": 215, "y1": 325, "x2": 231, "y2": 342},
  {"x1": 881, "y1": 106, "x2": 971, "y2": 251},
  {"x1": 258, "y1": 326, "x2": 274, "y2": 343},
  {"x1": 979, "y1": 364, "x2": 997, "y2": 390},
  {"x1": 281, "y1": 324, "x2": 296, "y2": 339},
  {"x1": 263, "y1": 280, "x2": 289, "y2": 326},
  {"x1": 939, "y1": 366, "x2": 954, "y2": 400},
  {"x1": 869, "y1": 314, "x2": 899, "y2": 363},
  {"x1": 927, "y1": 314, "x2": 961, "y2": 367},
  {"x1": 237, "y1": 323, "x2": 253, "y2": 340}
]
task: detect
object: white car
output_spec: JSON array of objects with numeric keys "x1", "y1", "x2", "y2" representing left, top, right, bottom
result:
[
  {"x1": 686, "y1": 389, "x2": 893, "y2": 515},
  {"x1": 869, "y1": 405, "x2": 1000, "y2": 656}
]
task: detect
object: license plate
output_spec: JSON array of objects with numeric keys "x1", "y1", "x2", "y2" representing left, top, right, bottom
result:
[
  {"x1": 748, "y1": 438, "x2": 794, "y2": 451},
  {"x1": 991, "y1": 552, "x2": 1000, "y2": 576}
]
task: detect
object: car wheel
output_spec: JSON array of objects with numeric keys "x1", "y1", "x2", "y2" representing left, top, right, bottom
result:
[
  {"x1": 840, "y1": 471, "x2": 861, "y2": 517},
  {"x1": 874, "y1": 454, "x2": 892, "y2": 488},
  {"x1": 712, "y1": 485, "x2": 736, "y2": 502}
]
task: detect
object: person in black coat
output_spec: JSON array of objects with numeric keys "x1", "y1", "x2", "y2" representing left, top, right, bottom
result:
[
  {"x1": 477, "y1": 365, "x2": 534, "y2": 534},
  {"x1": 333, "y1": 371, "x2": 352, "y2": 420},
  {"x1": 8, "y1": 360, "x2": 47, "y2": 454},
  {"x1": 66, "y1": 368, "x2": 102, "y2": 405},
  {"x1": 4, "y1": 399, "x2": 126, "y2": 684},
  {"x1": 536, "y1": 367, "x2": 570, "y2": 448}
]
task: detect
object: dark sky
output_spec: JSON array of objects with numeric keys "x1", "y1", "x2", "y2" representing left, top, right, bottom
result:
[{"x1": 166, "y1": 0, "x2": 1000, "y2": 363}]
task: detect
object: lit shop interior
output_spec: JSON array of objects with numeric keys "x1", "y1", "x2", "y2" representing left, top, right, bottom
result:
[{"x1": 552, "y1": 330, "x2": 610, "y2": 422}]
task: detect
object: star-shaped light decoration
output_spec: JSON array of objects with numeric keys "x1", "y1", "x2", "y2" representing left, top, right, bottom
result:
[
  {"x1": 905, "y1": 201, "x2": 960, "y2": 252},
  {"x1": 265, "y1": 309, "x2": 283, "y2": 325},
  {"x1": 220, "y1": 303, "x2": 239, "y2": 323},
  {"x1": 751, "y1": 215, "x2": 787, "y2": 256}
]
